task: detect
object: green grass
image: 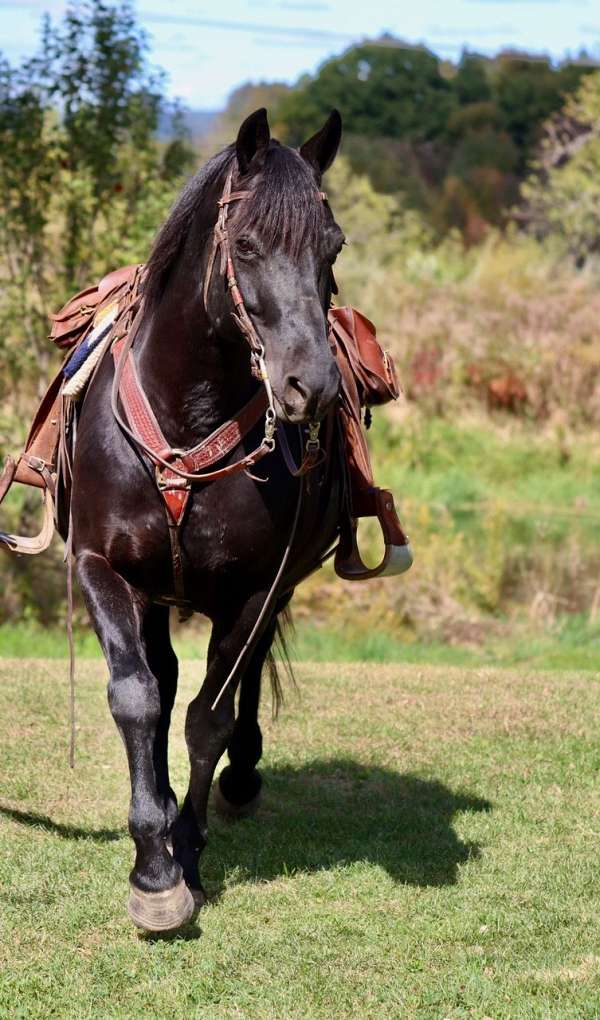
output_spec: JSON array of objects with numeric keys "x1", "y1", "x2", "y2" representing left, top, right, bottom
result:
[
  {"x1": 1, "y1": 658, "x2": 599, "y2": 1018},
  {"x1": 289, "y1": 614, "x2": 600, "y2": 671},
  {"x1": 373, "y1": 413, "x2": 600, "y2": 553},
  {"x1": 2, "y1": 613, "x2": 599, "y2": 672}
]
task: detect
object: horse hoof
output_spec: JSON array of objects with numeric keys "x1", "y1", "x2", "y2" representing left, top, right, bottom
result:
[
  {"x1": 128, "y1": 878, "x2": 195, "y2": 933},
  {"x1": 213, "y1": 780, "x2": 262, "y2": 821}
]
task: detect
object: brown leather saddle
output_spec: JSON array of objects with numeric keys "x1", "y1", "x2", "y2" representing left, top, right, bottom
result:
[
  {"x1": 0, "y1": 265, "x2": 142, "y2": 554},
  {"x1": 0, "y1": 264, "x2": 412, "y2": 581}
]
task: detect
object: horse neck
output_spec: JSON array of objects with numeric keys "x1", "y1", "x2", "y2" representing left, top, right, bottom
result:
[{"x1": 135, "y1": 261, "x2": 256, "y2": 449}]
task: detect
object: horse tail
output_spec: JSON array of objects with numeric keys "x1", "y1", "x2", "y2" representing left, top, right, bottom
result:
[{"x1": 265, "y1": 604, "x2": 295, "y2": 718}]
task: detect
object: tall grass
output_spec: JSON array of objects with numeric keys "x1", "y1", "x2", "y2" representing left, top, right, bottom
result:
[{"x1": 328, "y1": 160, "x2": 600, "y2": 429}]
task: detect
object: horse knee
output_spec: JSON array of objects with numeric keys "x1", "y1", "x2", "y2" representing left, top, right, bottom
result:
[{"x1": 108, "y1": 673, "x2": 161, "y2": 732}]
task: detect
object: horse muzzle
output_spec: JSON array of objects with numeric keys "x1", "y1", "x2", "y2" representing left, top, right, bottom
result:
[{"x1": 275, "y1": 362, "x2": 340, "y2": 424}]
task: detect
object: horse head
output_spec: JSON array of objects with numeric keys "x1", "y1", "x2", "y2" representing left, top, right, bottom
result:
[{"x1": 204, "y1": 107, "x2": 344, "y2": 424}]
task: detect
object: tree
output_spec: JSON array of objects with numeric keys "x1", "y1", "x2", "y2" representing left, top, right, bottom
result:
[
  {"x1": 277, "y1": 41, "x2": 455, "y2": 146},
  {"x1": 521, "y1": 70, "x2": 600, "y2": 263},
  {"x1": 0, "y1": 0, "x2": 194, "y2": 412},
  {"x1": 452, "y1": 54, "x2": 491, "y2": 105},
  {"x1": 491, "y1": 53, "x2": 590, "y2": 171},
  {"x1": 203, "y1": 81, "x2": 292, "y2": 156},
  {"x1": 0, "y1": 0, "x2": 194, "y2": 625}
]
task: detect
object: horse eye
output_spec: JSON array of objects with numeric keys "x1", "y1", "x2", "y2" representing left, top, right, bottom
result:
[{"x1": 236, "y1": 236, "x2": 257, "y2": 257}]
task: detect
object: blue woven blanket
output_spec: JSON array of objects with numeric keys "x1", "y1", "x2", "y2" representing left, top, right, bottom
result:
[{"x1": 63, "y1": 318, "x2": 115, "y2": 380}]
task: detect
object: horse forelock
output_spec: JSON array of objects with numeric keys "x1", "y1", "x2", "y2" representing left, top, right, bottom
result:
[
  {"x1": 144, "y1": 141, "x2": 327, "y2": 309},
  {"x1": 232, "y1": 142, "x2": 327, "y2": 260}
]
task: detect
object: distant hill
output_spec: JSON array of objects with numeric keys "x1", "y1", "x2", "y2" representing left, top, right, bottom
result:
[{"x1": 157, "y1": 108, "x2": 219, "y2": 143}]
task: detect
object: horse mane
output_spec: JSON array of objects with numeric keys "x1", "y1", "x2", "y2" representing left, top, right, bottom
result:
[{"x1": 144, "y1": 140, "x2": 327, "y2": 310}]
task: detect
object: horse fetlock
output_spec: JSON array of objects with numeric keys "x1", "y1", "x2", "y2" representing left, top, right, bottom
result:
[
  {"x1": 219, "y1": 763, "x2": 262, "y2": 806},
  {"x1": 130, "y1": 843, "x2": 182, "y2": 893},
  {"x1": 214, "y1": 769, "x2": 262, "y2": 821},
  {"x1": 228, "y1": 722, "x2": 263, "y2": 771}
]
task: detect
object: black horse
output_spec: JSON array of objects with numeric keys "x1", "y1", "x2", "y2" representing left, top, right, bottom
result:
[{"x1": 68, "y1": 108, "x2": 346, "y2": 931}]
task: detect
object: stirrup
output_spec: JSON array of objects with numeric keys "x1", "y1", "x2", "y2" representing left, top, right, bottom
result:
[
  {"x1": 334, "y1": 488, "x2": 413, "y2": 581},
  {"x1": 0, "y1": 456, "x2": 56, "y2": 555}
]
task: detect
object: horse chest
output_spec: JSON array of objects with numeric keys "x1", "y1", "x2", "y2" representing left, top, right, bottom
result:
[{"x1": 187, "y1": 473, "x2": 339, "y2": 568}]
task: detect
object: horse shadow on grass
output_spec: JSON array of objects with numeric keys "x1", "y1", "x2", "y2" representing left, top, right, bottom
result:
[
  {"x1": 205, "y1": 758, "x2": 491, "y2": 894},
  {"x1": 0, "y1": 760, "x2": 492, "y2": 893},
  {"x1": 0, "y1": 806, "x2": 122, "y2": 843}
]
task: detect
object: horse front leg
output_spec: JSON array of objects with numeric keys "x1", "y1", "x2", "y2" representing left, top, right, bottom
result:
[
  {"x1": 172, "y1": 598, "x2": 272, "y2": 899},
  {"x1": 143, "y1": 605, "x2": 179, "y2": 838},
  {"x1": 77, "y1": 551, "x2": 194, "y2": 933}
]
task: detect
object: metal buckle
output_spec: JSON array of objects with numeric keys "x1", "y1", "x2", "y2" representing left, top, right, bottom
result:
[
  {"x1": 156, "y1": 470, "x2": 189, "y2": 491},
  {"x1": 265, "y1": 407, "x2": 276, "y2": 444},
  {"x1": 305, "y1": 421, "x2": 321, "y2": 452}
]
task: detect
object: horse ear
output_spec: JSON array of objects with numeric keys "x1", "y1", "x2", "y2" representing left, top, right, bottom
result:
[
  {"x1": 300, "y1": 109, "x2": 342, "y2": 177},
  {"x1": 236, "y1": 108, "x2": 270, "y2": 176}
]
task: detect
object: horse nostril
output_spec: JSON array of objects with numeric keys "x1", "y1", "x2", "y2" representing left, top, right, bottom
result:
[{"x1": 286, "y1": 376, "x2": 308, "y2": 402}]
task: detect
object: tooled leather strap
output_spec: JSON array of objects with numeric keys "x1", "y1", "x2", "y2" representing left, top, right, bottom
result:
[{"x1": 112, "y1": 337, "x2": 269, "y2": 523}]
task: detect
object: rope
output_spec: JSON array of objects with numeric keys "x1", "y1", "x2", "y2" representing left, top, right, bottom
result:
[
  {"x1": 66, "y1": 525, "x2": 76, "y2": 769},
  {"x1": 211, "y1": 470, "x2": 304, "y2": 712}
]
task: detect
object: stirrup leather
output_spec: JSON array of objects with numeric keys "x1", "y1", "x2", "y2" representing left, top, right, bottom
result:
[{"x1": 0, "y1": 455, "x2": 56, "y2": 555}]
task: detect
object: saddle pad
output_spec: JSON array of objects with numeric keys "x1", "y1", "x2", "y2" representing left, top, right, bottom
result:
[{"x1": 62, "y1": 302, "x2": 118, "y2": 398}]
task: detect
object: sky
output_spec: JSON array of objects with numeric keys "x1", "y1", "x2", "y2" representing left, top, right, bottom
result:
[{"x1": 1, "y1": 0, "x2": 599, "y2": 109}]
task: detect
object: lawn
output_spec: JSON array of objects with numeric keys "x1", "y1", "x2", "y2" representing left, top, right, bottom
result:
[{"x1": 0, "y1": 657, "x2": 598, "y2": 1019}]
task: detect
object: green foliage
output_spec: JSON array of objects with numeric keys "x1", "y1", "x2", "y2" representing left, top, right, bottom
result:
[
  {"x1": 274, "y1": 41, "x2": 593, "y2": 236},
  {"x1": 452, "y1": 53, "x2": 491, "y2": 105},
  {"x1": 278, "y1": 42, "x2": 454, "y2": 146},
  {"x1": 522, "y1": 70, "x2": 600, "y2": 263},
  {"x1": 0, "y1": 0, "x2": 194, "y2": 411},
  {"x1": 492, "y1": 55, "x2": 588, "y2": 169},
  {"x1": 0, "y1": 0, "x2": 195, "y2": 626}
]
